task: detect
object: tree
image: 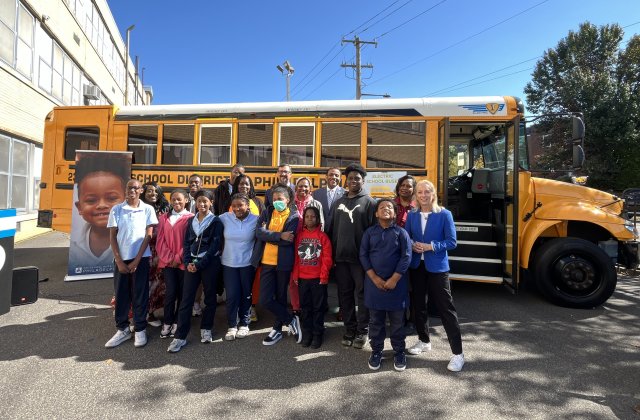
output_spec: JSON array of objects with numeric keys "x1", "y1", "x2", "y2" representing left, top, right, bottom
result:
[{"x1": 524, "y1": 22, "x2": 640, "y2": 191}]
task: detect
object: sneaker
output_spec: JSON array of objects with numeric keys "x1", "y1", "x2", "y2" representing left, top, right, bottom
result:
[
  {"x1": 310, "y1": 335, "x2": 323, "y2": 349},
  {"x1": 105, "y1": 328, "x2": 131, "y2": 348},
  {"x1": 170, "y1": 323, "x2": 177, "y2": 337},
  {"x1": 288, "y1": 315, "x2": 302, "y2": 344},
  {"x1": 192, "y1": 302, "x2": 202, "y2": 317},
  {"x1": 147, "y1": 314, "x2": 162, "y2": 327},
  {"x1": 407, "y1": 340, "x2": 432, "y2": 355},
  {"x1": 134, "y1": 330, "x2": 147, "y2": 348},
  {"x1": 225, "y1": 328, "x2": 238, "y2": 341},
  {"x1": 368, "y1": 352, "x2": 383, "y2": 370},
  {"x1": 250, "y1": 306, "x2": 258, "y2": 323},
  {"x1": 394, "y1": 352, "x2": 407, "y2": 371},
  {"x1": 167, "y1": 338, "x2": 187, "y2": 353},
  {"x1": 200, "y1": 329, "x2": 213, "y2": 343},
  {"x1": 447, "y1": 353, "x2": 465, "y2": 372},
  {"x1": 236, "y1": 326, "x2": 250, "y2": 339},
  {"x1": 160, "y1": 324, "x2": 172, "y2": 339},
  {"x1": 262, "y1": 329, "x2": 283, "y2": 346},
  {"x1": 341, "y1": 332, "x2": 355, "y2": 347},
  {"x1": 353, "y1": 334, "x2": 368, "y2": 349}
]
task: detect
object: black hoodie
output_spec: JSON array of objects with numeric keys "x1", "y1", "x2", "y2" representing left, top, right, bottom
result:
[{"x1": 328, "y1": 191, "x2": 376, "y2": 264}]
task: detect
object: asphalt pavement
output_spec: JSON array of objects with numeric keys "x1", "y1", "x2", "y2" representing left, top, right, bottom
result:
[{"x1": 1, "y1": 231, "x2": 639, "y2": 419}]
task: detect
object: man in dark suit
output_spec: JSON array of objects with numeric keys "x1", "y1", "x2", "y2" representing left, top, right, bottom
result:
[{"x1": 312, "y1": 167, "x2": 344, "y2": 229}]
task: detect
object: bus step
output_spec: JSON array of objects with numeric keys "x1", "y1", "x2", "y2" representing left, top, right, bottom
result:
[
  {"x1": 455, "y1": 222, "x2": 494, "y2": 242},
  {"x1": 450, "y1": 240, "x2": 500, "y2": 259},
  {"x1": 449, "y1": 257, "x2": 503, "y2": 277}
]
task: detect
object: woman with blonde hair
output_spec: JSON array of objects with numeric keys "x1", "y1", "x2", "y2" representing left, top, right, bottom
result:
[{"x1": 403, "y1": 180, "x2": 464, "y2": 372}]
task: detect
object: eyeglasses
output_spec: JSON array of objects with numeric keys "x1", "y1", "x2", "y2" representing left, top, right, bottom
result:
[{"x1": 278, "y1": 170, "x2": 291, "y2": 175}]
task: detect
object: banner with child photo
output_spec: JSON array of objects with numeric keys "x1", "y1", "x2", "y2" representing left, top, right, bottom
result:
[{"x1": 65, "y1": 151, "x2": 132, "y2": 281}]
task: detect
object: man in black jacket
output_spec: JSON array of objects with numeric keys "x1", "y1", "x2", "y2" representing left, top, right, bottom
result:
[
  {"x1": 213, "y1": 164, "x2": 245, "y2": 215},
  {"x1": 328, "y1": 163, "x2": 376, "y2": 349}
]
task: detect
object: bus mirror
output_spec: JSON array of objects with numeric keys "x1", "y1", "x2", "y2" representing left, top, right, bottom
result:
[
  {"x1": 573, "y1": 143, "x2": 585, "y2": 168},
  {"x1": 572, "y1": 116, "x2": 584, "y2": 141}
]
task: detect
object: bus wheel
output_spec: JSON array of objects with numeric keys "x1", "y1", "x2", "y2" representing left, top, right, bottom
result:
[{"x1": 533, "y1": 238, "x2": 617, "y2": 308}]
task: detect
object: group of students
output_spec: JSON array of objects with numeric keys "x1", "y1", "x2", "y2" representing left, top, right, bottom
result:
[{"x1": 103, "y1": 162, "x2": 465, "y2": 372}]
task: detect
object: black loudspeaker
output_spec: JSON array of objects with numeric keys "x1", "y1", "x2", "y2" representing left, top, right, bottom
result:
[{"x1": 11, "y1": 266, "x2": 39, "y2": 306}]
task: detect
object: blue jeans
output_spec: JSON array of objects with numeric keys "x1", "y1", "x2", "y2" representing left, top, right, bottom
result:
[
  {"x1": 162, "y1": 267, "x2": 184, "y2": 326},
  {"x1": 174, "y1": 258, "x2": 221, "y2": 340},
  {"x1": 114, "y1": 257, "x2": 150, "y2": 332},
  {"x1": 223, "y1": 265, "x2": 255, "y2": 328},
  {"x1": 259, "y1": 265, "x2": 293, "y2": 331},
  {"x1": 368, "y1": 308, "x2": 406, "y2": 354}
]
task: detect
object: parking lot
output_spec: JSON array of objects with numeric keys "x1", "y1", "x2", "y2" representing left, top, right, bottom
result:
[{"x1": 1, "y1": 231, "x2": 639, "y2": 419}]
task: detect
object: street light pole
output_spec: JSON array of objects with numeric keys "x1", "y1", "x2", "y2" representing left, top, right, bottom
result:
[
  {"x1": 276, "y1": 60, "x2": 295, "y2": 101},
  {"x1": 124, "y1": 24, "x2": 135, "y2": 105}
]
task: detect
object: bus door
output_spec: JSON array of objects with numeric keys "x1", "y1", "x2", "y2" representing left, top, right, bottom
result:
[
  {"x1": 437, "y1": 118, "x2": 450, "y2": 207},
  {"x1": 49, "y1": 107, "x2": 111, "y2": 230},
  {"x1": 503, "y1": 117, "x2": 520, "y2": 291}
]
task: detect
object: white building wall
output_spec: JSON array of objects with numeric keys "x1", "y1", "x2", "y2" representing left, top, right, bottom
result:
[{"x1": 0, "y1": 0, "x2": 150, "y2": 235}]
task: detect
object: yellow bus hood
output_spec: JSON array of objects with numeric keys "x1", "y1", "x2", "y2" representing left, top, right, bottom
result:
[{"x1": 532, "y1": 177, "x2": 623, "y2": 216}]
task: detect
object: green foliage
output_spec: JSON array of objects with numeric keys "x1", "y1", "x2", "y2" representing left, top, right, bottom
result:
[{"x1": 524, "y1": 22, "x2": 640, "y2": 191}]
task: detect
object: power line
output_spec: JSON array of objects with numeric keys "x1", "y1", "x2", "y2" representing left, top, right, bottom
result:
[
  {"x1": 342, "y1": 0, "x2": 403, "y2": 38},
  {"x1": 367, "y1": 0, "x2": 550, "y2": 87},
  {"x1": 291, "y1": 45, "x2": 347, "y2": 98},
  {"x1": 431, "y1": 67, "x2": 534, "y2": 96},
  {"x1": 356, "y1": 0, "x2": 414, "y2": 36},
  {"x1": 291, "y1": 42, "x2": 341, "y2": 95},
  {"x1": 374, "y1": 0, "x2": 448, "y2": 39},
  {"x1": 425, "y1": 56, "x2": 540, "y2": 96},
  {"x1": 301, "y1": 67, "x2": 344, "y2": 100}
]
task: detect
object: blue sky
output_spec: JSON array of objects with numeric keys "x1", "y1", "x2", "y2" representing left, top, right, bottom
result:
[{"x1": 107, "y1": 0, "x2": 639, "y2": 109}]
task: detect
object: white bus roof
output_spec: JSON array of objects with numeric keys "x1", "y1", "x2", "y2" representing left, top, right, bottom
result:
[{"x1": 115, "y1": 96, "x2": 517, "y2": 120}]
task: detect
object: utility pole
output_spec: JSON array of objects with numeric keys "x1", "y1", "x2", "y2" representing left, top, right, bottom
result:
[{"x1": 341, "y1": 36, "x2": 377, "y2": 99}]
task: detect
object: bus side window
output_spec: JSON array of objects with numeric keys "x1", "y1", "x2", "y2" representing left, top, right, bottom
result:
[{"x1": 64, "y1": 127, "x2": 99, "y2": 161}]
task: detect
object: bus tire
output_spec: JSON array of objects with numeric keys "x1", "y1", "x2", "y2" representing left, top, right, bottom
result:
[{"x1": 532, "y1": 238, "x2": 616, "y2": 308}]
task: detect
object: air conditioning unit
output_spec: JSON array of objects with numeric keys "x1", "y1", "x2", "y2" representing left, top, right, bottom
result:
[{"x1": 83, "y1": 84, "x2": 100, "y2": 100}]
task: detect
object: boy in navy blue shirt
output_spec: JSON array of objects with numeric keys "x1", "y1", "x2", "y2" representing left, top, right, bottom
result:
[{"x1": 359, "y1": 198, "x2": 412, "y2": 371}]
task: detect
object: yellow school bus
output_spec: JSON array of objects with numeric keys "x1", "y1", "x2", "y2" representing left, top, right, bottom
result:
[{"x1": 38, "y1": 96, "x2": 639, "y2": 307}]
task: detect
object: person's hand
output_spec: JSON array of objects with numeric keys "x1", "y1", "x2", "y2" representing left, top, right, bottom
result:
[
  {"x1": 280, "y1": 231, "x2": 295, "y2": 242},
  {"x1": 187, "y1": 262, "x2": 197, "y2": 273},
  {"x1": 115, "y1": 260, "x2": 129, "y2": 274},
  {"x1": 320, "y1": 279, "x2": 329, "y2": 285},
  {"x1": 127, "y1": 259, "x2": 140, "y2": 273},
  {"x1": 383, "y1": 278, "x2": 398, "y2": 290},
  {"x1": 412, "y1": 242, "x2": 424, "y2": 253},
  {"x1": 371, "y1": 274, "x2": 386, "y2": 291},
  {"x1": 421, "y1": 242, "x2": 433, "y2": 252}
]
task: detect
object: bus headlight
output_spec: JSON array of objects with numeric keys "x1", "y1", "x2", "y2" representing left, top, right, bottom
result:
[{"x1": 624, "y1": 220, "x2": 638, "y2": 239}]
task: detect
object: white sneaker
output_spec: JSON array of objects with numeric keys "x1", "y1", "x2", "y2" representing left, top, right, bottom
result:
[
  {"x1": 192, "y1": 303, "x2": 202, "y2": 317},
  {"x1": 167, "y1": 338, "x2": 187, "y2": 353},
  {"x1": 200, "y1": 329, "x2": 213, "y2": 343},
  {"x1": 170, "y1": 323, "x2": 177, "y2": 337},
  {"x1": 105, "y1": 328, "x2": 131, "y2": 348},
  {"x1": 236, "y1": 326, "x2": 250, "y2": 339},
  {"x1": 147, "y1": 315, "x2": 161, "y2": 327},
  {"x1": 225, "y1": 327, "x2": 237, "y2": 341},
  {"x1": 134, "y1": 330, "x2": 147, "y2": 348},
  {"x1": 447, "y1": 353, "x2": 465, "y2": 372},
  {"x1": 407, "y1": 340, "x2": 432, "y2": 355}
]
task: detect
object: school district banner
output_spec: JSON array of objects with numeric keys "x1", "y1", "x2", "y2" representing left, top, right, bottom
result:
[{"x1": 65, "y1": 151, "x2": 132, "y2": 281}]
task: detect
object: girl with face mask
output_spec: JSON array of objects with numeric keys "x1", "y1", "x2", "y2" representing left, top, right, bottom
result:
[{"x1": 250, "y1": 183, "x2": 302, "y2": 346}]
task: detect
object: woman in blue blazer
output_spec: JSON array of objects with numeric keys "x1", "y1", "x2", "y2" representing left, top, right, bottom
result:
[{"x1": 403, "y1": 180, "x2": 464, "y2": 372}]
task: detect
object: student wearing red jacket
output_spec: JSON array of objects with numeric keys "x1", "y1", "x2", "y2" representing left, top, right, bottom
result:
[
  {"x1": 155, "y1": 189, "x2": 194, "y2": 339},
  {"x1": 293, "y1": 206, "x2": 333, "y2": 349}
]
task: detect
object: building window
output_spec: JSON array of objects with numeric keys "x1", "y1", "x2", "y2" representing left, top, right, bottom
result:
[
  {"x1": 199, "y1": 124, "x2": 231, "y2": 165},
  {"x1": 237, "y1": 123, "x2": 272, "y2": 167},
  {"x1": 320, "y1": 122, "x2": 361, "y2": 168},
  {"x1": 64, "y1": 127, "x2": 99, "y2": 161},
  {"x1": 366, "y1": 121, "x2": 425, "y2": 169},
  {"x1": 128, "y1": 125, "x2": 157, "y2": 164},
  {"x1": 15, "y1": 3, "x2": 34, "y2": 78},
  {"x1": 0, "y1": 134, "x2": 41, "y2": 212},
  {"x1": 162, "y1": 125, "x2": 194, "y2": 165},
  {"x1": 0, "y1": 0, "x2": 35, "y2": 80},
  {"x1": 0, "y1": 135, "x2": 10, "y2": 208},
  {"x1": 0, "y1": 0, "x2": 17, "y2": 66},
  {"x1": 279, "y1": 123, "x2": 314, "y2": 166}
]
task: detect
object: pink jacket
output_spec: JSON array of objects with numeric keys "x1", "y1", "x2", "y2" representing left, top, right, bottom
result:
[{"x1": 156, "y1": 211, "x2": 194, "y2": 270}]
